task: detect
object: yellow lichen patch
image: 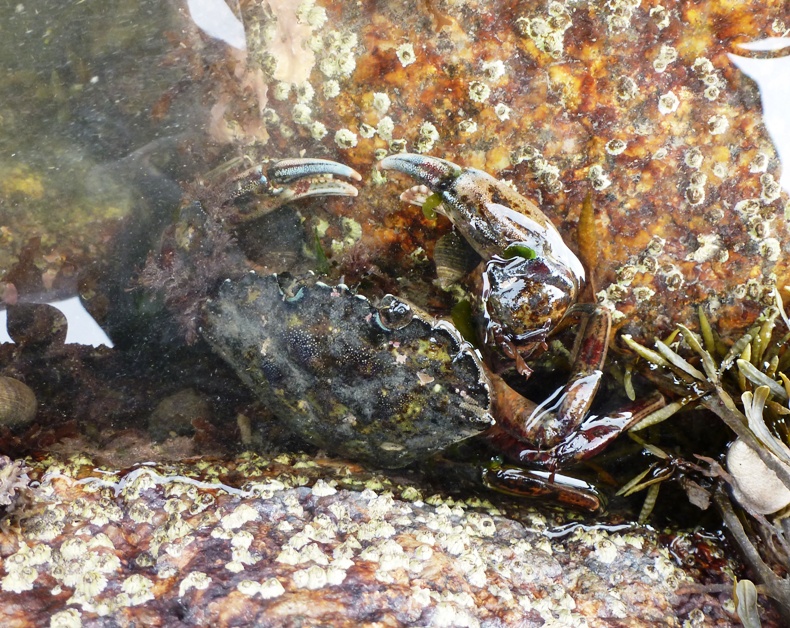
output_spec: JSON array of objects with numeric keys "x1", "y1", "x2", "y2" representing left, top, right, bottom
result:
[{"x1": 0, "y1": 166, "x2": 44, "y2": 199}]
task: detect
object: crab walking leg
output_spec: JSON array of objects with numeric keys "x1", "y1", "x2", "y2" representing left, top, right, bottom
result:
[
  {"x1": 481, "y1": 462, "x2": 606, "y2": 512},
  {"x1": 224, "y1": 158, "x2": 362, "y2": 223},
  {"x1": 489, "y1": 307, "x2": 611, "y2": 448},
  {"x1": 486, "y1": 391, "x2": 665, "y2": 468},
  {"x1": 554, "y1": 304, "x2": 612, "y2": 429},
  {"x1": 486, "y1": 306, "x2": 666, "y2": 466}
]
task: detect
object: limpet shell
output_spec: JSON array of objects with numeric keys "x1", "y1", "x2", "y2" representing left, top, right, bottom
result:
[
  {"x1": 433, "y1": 231, "x2": 480, "y2": 290},
  {"x1": 0, "y1": 376, "x2": 37, "y2": 428}
]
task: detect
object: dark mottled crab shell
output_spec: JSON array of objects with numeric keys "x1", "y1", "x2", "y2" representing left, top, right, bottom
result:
[{"x1": 201, "y1": 272, "x2": 492, "y2": 468}]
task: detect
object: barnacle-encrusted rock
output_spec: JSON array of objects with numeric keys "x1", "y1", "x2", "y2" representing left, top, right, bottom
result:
[
  {"x1": 0, "y1": 452, "x2": 749, "y2": 626},
  {"x1": 226, "y1": 0, "x2": 790, "y2": 344}
]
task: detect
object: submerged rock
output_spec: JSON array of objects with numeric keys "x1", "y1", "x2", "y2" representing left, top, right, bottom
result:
[{"x1": 0, "y1": 452, "x2": 754, "y2": 626}]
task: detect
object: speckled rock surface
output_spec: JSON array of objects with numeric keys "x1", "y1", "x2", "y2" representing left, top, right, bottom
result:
[
  {"x1": 214, "y1": 0, "x2": 790, "y2": 344},
  {"x1": 0, "y1": 452, "x2": 753, "y2": 627}
]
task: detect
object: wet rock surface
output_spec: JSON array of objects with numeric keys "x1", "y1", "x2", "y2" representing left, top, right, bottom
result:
[{"x1": 0, "y1": 452, "x2": 758, "y2": 627}]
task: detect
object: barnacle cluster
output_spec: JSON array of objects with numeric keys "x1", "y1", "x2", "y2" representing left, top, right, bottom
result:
[
  {"x1": 516, "y1": 1, "x2": 573, "y2": 59},
  {"x1": 0, "y1": 450, "x2": 739, "y2": 625}
]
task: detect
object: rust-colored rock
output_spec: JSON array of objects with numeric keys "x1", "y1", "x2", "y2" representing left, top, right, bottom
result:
[{"x1": 215, "y1": 0, "x2": 790, "y2": 344}]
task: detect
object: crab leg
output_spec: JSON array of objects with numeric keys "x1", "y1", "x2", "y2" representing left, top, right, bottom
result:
[
  {"x1": 224, "y1": 158, "x2": 362, "y2": 223},
  {"x1": 486, "y1": 390, "x2": 665, "y2": 468},
  {"x1": 481, "y1": 462, "x2": 606, "y2": 512},
  {"x1": 486, "y1": 306, "x2": 666, "y2": 467}
]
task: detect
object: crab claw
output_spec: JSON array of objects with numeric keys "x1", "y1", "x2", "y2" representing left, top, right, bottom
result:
[
  {"x1": 379, "y1": 153, "x2": 584, "y2": 363},
  {"x1": 226, "y1": 158, "x2": 362, "y2": 223},
  {"x1": 378, "y1": 154, "x2": 583, "y2": 280},
  {"x1": 379, "y1": 154, "x2": 463, "y2": 193}
]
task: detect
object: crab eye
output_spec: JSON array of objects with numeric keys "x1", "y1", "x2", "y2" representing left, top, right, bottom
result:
[
  {"x1": 503, "y1": 243, "x2": 537, "y2": 260},
  {"x1": 376, "y1": 295, "x2": 414, "y2": 330}
]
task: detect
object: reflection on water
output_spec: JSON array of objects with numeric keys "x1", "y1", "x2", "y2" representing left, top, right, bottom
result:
[
  {"x1": 729, "y1": 38, "x2": 790, "y2": 191},
  {"x1": 0, "y1": 0, "x2": 234, "y2": 346},
  {"x1": 0, "y1": 0, "x2": 211, "y2": 348},
  {"x1": 2, "y1": 1, "x2": 788, "y2": 347},
  {"x1": 187, "y1": 0, "x2": 247, "y2": 50},
  {"x1": 0, "y1": 297, "x2": 112, "y2": 347}
]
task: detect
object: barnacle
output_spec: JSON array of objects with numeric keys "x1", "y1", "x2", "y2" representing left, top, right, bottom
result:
[
  {"x1": 0, "y1": 456, "x2": 30, "y2": 510},
  {"x1": 657, "y1": 91, "x2": 679, "y2": 114},
  {"x1": 395, "y1": 43, "x2": 416, "y2": 67},
  {"x1": 493, "y1": 103, "x2": 512, "y2": 121}
]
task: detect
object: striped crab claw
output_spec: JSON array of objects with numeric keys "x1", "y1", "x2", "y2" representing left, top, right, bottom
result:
[{"x1": 222, "y1": 158, "x2": 362, "y2": 223}]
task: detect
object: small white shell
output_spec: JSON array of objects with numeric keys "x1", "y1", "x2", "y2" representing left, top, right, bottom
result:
[
  {"x1": 726, "y1": 439, "x2": 790, "y2": 515},
  {"x1": 0, "y1": 376, "x2": 37, "y2": 428}
]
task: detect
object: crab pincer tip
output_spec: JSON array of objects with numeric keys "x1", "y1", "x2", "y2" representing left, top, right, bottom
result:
[
  {"x1": 378, "y1": 153, "x2": 462, "y2": 188},
  {"x1": 269, "y1": 158, "x2": 362, "y2": 184}
]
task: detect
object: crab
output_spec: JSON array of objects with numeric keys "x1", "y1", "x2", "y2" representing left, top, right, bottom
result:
[{"x1": 158, "y1": 155, "x2": 665, "y2": 511}]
